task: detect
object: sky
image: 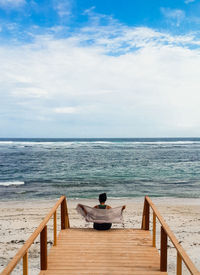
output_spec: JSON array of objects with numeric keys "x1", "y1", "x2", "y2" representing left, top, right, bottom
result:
[{"x1": 0, "y1": 0, "x2": 200, "y2": 138}]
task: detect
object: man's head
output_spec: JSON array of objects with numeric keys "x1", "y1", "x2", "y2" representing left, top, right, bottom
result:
[{"x1": 99, "y1": 193, "x2": 107, "y2": 203}]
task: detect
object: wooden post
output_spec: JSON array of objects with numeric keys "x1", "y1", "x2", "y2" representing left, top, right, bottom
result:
[
  {"x1": 53, "y1": 211, "x2": 57, "y2": 246},
  {"x1": 152, "y1": 212, "x2": 156, "y2": 247},
  {"x1": 160, "y1": 226, "x2": 168, "y2": 272},
  {"x1": 61, "y1": 199, "x2": 66, "y2": 230},
  {"x1": 141, "y1": 198, "x2": 145, "y2": 229},
  {"x1": 177, "y1": 252, "x2": 182, "y2": 275},
  {"x1": 40, "y1": 225, "x2": 47, "y2": 270},
  {"x1": 23, "y1": 252, "x2": 28, "y2": 275},
  {"x1": 61, "y1": 198, "x2": 70, "y2": 229},
  {"x1": 144, "y1": 198, "x2": 149, "y2": 230},
  {"x1": 65, "y1": 199, "x2": 70, "y2": 228}
]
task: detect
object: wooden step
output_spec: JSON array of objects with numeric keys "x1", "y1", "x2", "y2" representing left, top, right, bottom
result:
[{"x1": 38, "y1": 228, "x2": 167, "y2": 275}]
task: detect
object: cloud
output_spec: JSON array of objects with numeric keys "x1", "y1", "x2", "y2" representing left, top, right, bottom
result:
[
  {"x1": 12, "y1": 87, "x2": 48, "y2": 98},
  {"x1": 1, "y1": 19, "x2": 200, "y2": 137},
  {"x1": 0, "y1": 0, "x2": 26, "y2": 9},
  {"x1": 161, "y1": 8, "x2": 185, "y2": 27},
  {"x1": 54, "y1": 0, "x2": 73, "y2": 18}
]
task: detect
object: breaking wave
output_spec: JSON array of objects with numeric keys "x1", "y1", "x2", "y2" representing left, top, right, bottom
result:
[{"x1": 0, "y1": 181, "x2": 25, "y2": 187}]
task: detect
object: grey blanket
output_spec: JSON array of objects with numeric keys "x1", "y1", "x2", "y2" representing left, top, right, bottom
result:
[{"x1": 76, "y1": 204, "x2": 124, "y2": 223}]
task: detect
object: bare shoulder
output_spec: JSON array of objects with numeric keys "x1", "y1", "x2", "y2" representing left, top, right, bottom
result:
[
  {"x1": 94, "y1": 205, "x2": 98, "y2": 208},
  {"x1": 106, "y1": 205, "x2": 111, "y2": 209}
]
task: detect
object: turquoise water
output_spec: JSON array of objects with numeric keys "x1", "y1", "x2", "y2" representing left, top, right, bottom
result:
[{"x1": 0, "y1": 138, "x2": 200, "y2": 200}]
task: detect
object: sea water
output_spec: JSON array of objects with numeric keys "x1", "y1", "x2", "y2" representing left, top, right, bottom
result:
[{"x1": 0, "y1": 138, "x2": 200, "y2": 200}]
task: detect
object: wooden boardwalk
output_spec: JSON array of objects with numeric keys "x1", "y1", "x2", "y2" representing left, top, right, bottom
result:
[
  {"x1": 39, "y1": 228, "x2": 167, "y2": 275},
  {"x1": 2, "y1": 196, "x2": 199, "y2": 275}
]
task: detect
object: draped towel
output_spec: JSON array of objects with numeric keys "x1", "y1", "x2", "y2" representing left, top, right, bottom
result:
[{"x1": 76, "y1": 204, "x2": 124, "y2": 223}]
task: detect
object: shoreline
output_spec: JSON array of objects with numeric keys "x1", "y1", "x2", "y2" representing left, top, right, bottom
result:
[
  {"x1": 0, "y1": 197, "x2": 200, "y2": 274},
  {"x1": 1, "y1": 195, "x2": 200, "y2": 203}
]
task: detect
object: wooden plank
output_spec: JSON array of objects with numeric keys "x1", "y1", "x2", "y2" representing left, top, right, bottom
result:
[
  {"x1": 39, "y1": 228, "x2": 165, "y2": 275},
  {"x1": 48, "y1": 259, "x2": 161, "y2": 264},
  {"x1": 39, "y1": 271, "x2": 168, "y2": 275}
]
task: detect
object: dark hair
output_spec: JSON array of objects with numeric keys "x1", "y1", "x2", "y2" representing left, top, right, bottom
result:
[{"x1": 99, "y1": 193, "x2": 107, "y2": 203}]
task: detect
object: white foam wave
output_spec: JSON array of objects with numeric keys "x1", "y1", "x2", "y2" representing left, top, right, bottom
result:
[
  {"x1": 93, "y1": 141, "x2": 112, "y2": 144},
  {"x1": 0, "y1": 181, "x2": 25, "y2": 186},
  {"x1": 0, "y1": 140, "x2": 200, "y2": 148},
  {"x1": 128, "y1": 141, "x2": 200, "y2": 145}
]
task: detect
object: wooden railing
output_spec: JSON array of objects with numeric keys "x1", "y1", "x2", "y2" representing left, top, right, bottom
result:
[
  {"x1": 1, "y1": 196, "x2": 70, "y2": 275},
  {"x1": 141, "y1": 196, "x2": 199, "y2": 275}
]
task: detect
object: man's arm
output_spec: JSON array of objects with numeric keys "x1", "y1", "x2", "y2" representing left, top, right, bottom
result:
[{"x1": 78, "y1": 204, "x2": 87, "y2": 215}]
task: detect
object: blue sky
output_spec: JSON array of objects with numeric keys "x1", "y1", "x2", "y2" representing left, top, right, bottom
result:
[{"x1": 0, "y1": 0, "x2": 200, "y2": 137}]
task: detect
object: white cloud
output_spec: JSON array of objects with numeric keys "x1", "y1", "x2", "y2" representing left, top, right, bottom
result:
[
  {"x1": 54, "y1": 0, "x2": 72, "y2": 18},
  {"x1": 0, "y1": 0, "x2": 26, "y2": 9},
  {"x1": 1, "y1": 22, "x2": 200, "y2": 137},
  {"x1": 161, "y1": 8, "x2": 185, "y2": 26},
  {"x1": 12, "y1": 87, "x2": 48, "y2": 98}
]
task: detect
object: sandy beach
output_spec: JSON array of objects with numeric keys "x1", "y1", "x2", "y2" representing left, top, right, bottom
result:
[{"x1": 0, "y1": 197, "x2": 200, "y2": 274}]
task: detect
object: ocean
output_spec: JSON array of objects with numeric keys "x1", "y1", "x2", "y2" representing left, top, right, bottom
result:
[{"x1": 0, "y1": 138, "x2": 200, "y2": 200}]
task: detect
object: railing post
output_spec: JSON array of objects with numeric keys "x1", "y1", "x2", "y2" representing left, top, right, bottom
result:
[
  {"x1": 61, "y1": 197, "x2": 70, "y2": 229},
  {"x1": 65, "y1": 199, "x2": 70, "y2": 228},
  {"x1": 160, "y1": 226, "x2": 168, "y2": 272},
  {"x1": 177, "y1": 252, "x2": 182, "y2": 275},
  {"x1": 23, "y1": 252, "x2": 28, "y2": 275},
  {"x1": 40, "y1": 225, "x2": 47, "y2": 270},
  {"x1": 61, "y1": 199, "x2": 66, "y2": 230},
  {"x1": 53, "y1": 211, "x2": 57, "y2": 246},
  {"x1": 143, "y1": 197, "x2": 149, "y2": 230},
  {"x1": 152, "y1": 211, "x2": 156, "y2": 247}
]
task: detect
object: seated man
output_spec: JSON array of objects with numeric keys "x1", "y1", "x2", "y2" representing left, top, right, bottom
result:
[
  {"x1": 93, "y1": 193, "x2": 112, "y2": 230},
  {"x1": 77, "y1": 193, "x2": 126, "y2": 231}
]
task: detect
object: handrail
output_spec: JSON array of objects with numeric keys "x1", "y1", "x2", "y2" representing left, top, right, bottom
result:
[
  {"x1": 141, "y1": 196, "x2": 200, "y2": 275},
  {"x1": 1, "y1": 196, "x2": 70, "y2": 275}
]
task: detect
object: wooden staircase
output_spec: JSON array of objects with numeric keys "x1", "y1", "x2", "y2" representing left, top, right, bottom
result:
[
  {"x1": 1, "y1": 196, "x2": 199, "y2": 275},
  {"x1": 39, "y1": 228, "x2": 167, "y2": 275}
]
